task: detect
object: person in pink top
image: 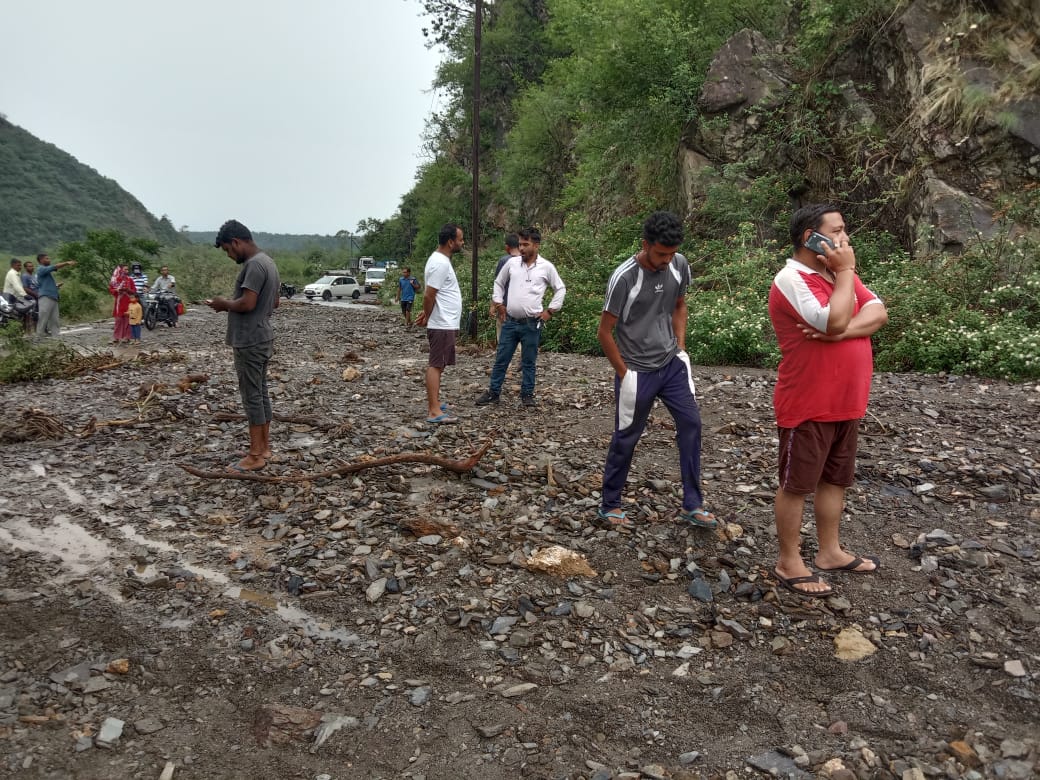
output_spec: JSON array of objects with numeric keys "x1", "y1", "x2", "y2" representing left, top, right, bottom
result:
[
  {"x1": 768, "y1": 204, "x2": 888, "y2": 597},
  {"x1": 109, "y1": 263, "x2": 135, "y2": 344}
]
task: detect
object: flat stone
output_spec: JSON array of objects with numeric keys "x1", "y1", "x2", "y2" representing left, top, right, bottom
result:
[
  {"x1": 365, "y1": 578, "x2": 387, "y2": 603},
  {"x1": 687, "y1": 578, "x2": 713, "y2": 603},
  {"x1": 95, "y1": 717, "x2": 125, "y2": 748},
  {"x1": 1004, "y1": 659, "x2": 1027, "y2": 677},
  {"x1": 489, "y1": 616, "x2": 519, "y2": 635},
  {"x1": 0, "y1": 589, "x2": 42, "y2": 603},
  {"x1": 1000, "y1": 739, "x2": 1031, "y2": 759},
  {"x1": 134, "y1": 717, "x2": 165, "y2": 735},
  {"x1": 747, "y1": 750, "x2": 812, "y2": 779},
  {"x1": 500, "y1": 682, "x2": 537, "y2": 698},
  {"x1": 82, "y1": 676, "x2": 111, "y2": 694}
]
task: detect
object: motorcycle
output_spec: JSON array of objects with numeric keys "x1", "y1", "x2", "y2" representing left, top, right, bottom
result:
[
  {"x1": 0, "y1": 294, "x2": 37, "y2": 329},
  {"x1": 281, "y1": 282, "x2": 296, "y2": 299},
  {"x1": 144, "y1": 291, "x2": 180, "y2": 330}
]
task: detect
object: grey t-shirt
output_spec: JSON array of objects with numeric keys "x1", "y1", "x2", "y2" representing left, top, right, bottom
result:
[
  {"x1": 603, "y1": 253, "x2": 690, "y2": 372},
  {"x1": 227, "y1": 251, "x2": 280, "y2": 348}
]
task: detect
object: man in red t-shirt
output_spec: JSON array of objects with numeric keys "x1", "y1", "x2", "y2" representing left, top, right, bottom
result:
[{"x1": 768, "y1": 205, "x2": 888, "y2": 597}]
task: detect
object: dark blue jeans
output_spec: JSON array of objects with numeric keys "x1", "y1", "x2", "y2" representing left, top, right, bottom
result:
[{"x1": 489, "y1": 318, "x2": 541, "y2": 397}]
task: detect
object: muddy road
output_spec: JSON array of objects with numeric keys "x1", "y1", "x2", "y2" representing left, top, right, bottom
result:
[{"x1": 1, "y1": 301, "x2": 1037, "y2": 779}]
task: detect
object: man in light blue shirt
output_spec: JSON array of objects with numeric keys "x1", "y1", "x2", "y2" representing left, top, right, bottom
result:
[{"x1": 34, "y1": 253, "x2": 77, "y2": 340}]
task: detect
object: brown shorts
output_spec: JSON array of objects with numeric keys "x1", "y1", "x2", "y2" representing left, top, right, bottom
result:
[
  {"x1": 427, "y1": 328, "x2": 457, "y2": 368},
  {"x1": 778, "y1": 420, "x2": 859, "y2": 494}
]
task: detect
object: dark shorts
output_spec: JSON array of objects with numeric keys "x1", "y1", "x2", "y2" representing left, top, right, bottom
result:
[
  {"x1": 778, "y1": 419, "x2": 859, "y2": 494},
  {"x1": 400, "y1": 300, "x2": 413, "y2": 313},
  {"x1": 427, "y1": 328, "x2": 457, "y2": 368}
]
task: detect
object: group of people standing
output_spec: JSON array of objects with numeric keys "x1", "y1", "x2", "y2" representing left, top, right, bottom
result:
[
  {"x1": 108, "y1": 263, "x2": 178, "y2": 344},
  {"x1": 4, "y1": 254, "x2": 76, "y2": 338},
  {"x1": 206, "y1": 205, "x2": 887, "y2": 598},
  {"x1": 410, "y1": 207, "x2": 887, "y2": 597}
]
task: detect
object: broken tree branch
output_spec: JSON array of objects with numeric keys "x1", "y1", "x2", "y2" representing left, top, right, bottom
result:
[{"x1": 179, "y1": 436, "x2": 495, "y2": 483}]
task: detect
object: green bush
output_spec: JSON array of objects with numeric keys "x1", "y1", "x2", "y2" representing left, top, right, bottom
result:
[
  {"x1": 866, "y1": 234, "x2": 1040, "y2": 379},
  {"x1": 0, "y1": 323, "x2": 78, "y2": 383}
]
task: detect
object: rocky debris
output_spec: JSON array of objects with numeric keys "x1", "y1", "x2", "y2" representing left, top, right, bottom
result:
[
  {"x1": 0, "y1": 303, "x2": 1037, "y2": 778},
  {"x1": 95, "y1": 717, "x2": 124, "y2": 749},
  {"x1": 833, "y1": 627, "x2": 878, "y2": 661},
  {"x1": 525, "y1": 545, "x2": 597, "y2": 577}
]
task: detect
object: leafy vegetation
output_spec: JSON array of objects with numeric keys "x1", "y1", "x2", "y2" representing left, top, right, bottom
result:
[
  {"x1": 6, "y1": 0, "x2": 1038, "y2": 381},
  {"x1": 0, "y1": 322, "x2": 79, "y2": 383}
]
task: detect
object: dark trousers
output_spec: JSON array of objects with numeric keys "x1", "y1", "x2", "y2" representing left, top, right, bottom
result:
[
  {"x1": 601, "y1": 354, "x2": 704, "y2": 511},
  {"x1": 489, "y1": 318, "x2": 541, "y2": 397}
]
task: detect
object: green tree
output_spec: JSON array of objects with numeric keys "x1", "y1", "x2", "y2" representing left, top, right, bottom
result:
[{"x1": 58, "y1": 229, "x2": 161, "y2": 292}]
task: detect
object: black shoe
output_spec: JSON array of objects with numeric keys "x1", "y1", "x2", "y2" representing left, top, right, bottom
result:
[
  {"x1": 520, "y1": 395, "x2": 537, "y2": 407},
  {"x1": 475, "y1": 391, "x2": 500, "y2": 406}
]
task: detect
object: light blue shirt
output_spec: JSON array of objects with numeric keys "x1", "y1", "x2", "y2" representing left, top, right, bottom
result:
[{"x1": 36, "y1": 264, "x2": 60, "y2": 300}]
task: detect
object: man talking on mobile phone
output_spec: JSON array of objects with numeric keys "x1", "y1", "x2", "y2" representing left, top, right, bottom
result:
[{"x1": 768, "y1": 204, "x2": 888, "y2": 597}]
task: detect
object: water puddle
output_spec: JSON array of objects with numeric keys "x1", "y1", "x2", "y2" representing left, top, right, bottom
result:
[
  {"x1": 1, "y1": 515, "x2": 358, "y2": 646},
  {"x1": 0, "y1": 515, "x2": 115, "y2": 576},
  {"x1": 224, "y1": 586, "x2": 360, "y2": 646},
  {"x1": 0, "y1": 515, "x2": 123, "y2": 601},
  {"x1": 54, "y1": 478, "x2": 87, "y2": 506},
  {"x1": 118, "y1": 525, "x2": 229, "y2": 583}
]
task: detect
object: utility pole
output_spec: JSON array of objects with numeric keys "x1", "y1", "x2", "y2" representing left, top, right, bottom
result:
[{"x1": 469, "y1": 0, "x2": 482, "y2": 339}]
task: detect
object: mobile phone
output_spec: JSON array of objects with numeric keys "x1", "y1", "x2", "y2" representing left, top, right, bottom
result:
[{"x1": 804, "y1": 231, "x2": 835, "y2": 255}]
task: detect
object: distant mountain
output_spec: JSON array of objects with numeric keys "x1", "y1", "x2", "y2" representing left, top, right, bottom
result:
[
  {"x1": 183, "y1": 231, "x2": 362, "y2": 254},
  {"x1": 0, "y1": 116, "x2": 185, "y2": 254}
]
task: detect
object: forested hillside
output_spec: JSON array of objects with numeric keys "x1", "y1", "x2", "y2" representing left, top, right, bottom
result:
[
  {"x1": 0, "y1": 117, "x2": 183, "y2": 254},
  {"x1": 182, "y1": 231, "x2": 361, "y2": 254},
  {"x1": 355, "y1": 0, "x2": 1039, "y2": 379}
]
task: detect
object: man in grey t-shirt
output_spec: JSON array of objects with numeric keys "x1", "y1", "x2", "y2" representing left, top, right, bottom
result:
[
  {"x1": 596, "y1": 211, "x2": 715, "y2": 530},
  {"x1": 206, "y1": 219, "x2": 280, "y2": 472}
]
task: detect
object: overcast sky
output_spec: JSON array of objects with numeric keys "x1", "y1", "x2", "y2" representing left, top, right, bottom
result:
[{"x1": 2, "y1": 1, "x2": 446, "y2": 235}]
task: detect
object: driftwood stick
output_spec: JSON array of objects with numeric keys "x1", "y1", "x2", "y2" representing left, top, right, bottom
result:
[{"x1": 179, "y1": 436, "x2": 495, "y2": 483}]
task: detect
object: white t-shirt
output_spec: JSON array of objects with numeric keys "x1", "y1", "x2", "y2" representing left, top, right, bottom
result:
[{"x1": 423, "y1": 250, "x2": 462, "y2": 330}]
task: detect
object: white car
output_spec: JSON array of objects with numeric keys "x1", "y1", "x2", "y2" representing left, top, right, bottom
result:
[
  {"x1": 303, "y1": 275, "x2": 361, "y2": 301},
  {"x1": 364, "y1": 268, "x2": 387, "y2": 293}
]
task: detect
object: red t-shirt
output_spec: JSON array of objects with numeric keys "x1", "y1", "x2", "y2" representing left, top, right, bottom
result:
[{"x1": 769, "y1": 258, "x2": 882, "y2": 428}]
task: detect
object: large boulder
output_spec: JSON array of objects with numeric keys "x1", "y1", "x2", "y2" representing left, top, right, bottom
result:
[
  {"x1": 693, "y1": 29, "x2": 792, "y2": 162},
  {"x1": 914, "y1": 176, "x2": 1006, "y2": 251},
  {"x1": 699, "y1": 29, "x2": 790, "y2": 114},
  {"x1": 1005, "y1": 97, "x2": 1040, "y2": 151}
]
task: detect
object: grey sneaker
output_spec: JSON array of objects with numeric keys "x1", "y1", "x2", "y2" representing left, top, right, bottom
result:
[
  {"x1": 520, "y1": 395, "x2": 537, "y2": 407},
  {"x1": 475, "y1": 390, "x2": 500, "y2": 406}
]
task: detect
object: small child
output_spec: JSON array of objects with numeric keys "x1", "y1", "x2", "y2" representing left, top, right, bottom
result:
[{"x1": 127, "y1": 294, "x2": 143, "y2": 343}]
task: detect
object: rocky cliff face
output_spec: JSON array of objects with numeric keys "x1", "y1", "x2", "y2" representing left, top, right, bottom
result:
[{"x1": 681, "y1": 0, "x2": 1039, "y2": 252}]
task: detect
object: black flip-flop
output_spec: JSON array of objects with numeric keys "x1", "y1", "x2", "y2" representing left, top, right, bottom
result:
[
  {"x1": 772, "y1": 569, "x2": 834, "y2": 598},
  {"x1": 815, "y1": 555, "x2": 880, "y2": 573}
]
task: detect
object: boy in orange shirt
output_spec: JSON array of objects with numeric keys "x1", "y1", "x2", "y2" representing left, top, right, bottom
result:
[{"x1": 128, "y1": 294, "x2": 144, "y2": 343}]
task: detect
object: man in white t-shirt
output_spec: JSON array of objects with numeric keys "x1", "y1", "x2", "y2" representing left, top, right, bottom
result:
[{"x1": 415, "y1": 223, "x2": 464, "y2": 423}]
